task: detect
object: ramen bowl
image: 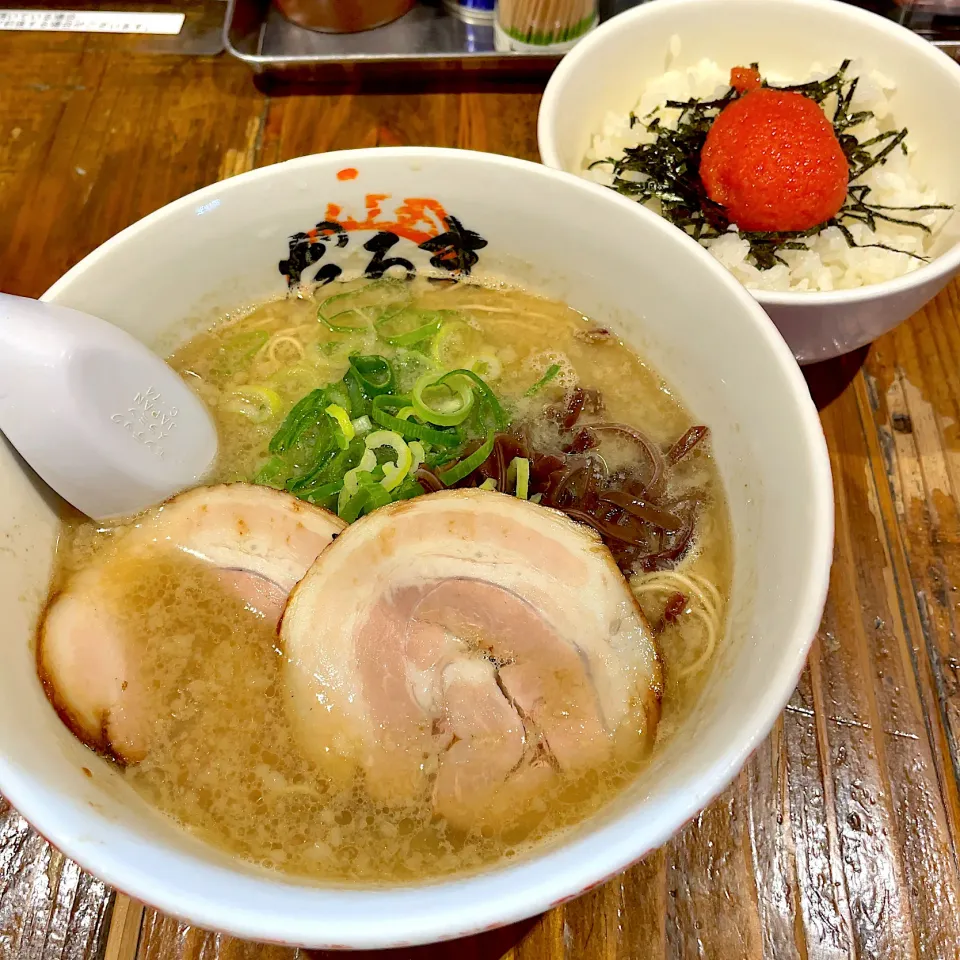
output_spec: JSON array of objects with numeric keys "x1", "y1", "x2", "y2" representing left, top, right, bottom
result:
[
  {"x1": 537, "y1": 0, "x2": 960, "y2": 364},
  {"x1": 0, "y1": 147, "x2": 832, "y2": 948}
]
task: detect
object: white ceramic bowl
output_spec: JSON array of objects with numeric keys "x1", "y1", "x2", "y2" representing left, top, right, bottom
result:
[
  {"x1": 0, "y1": 147, "x2": 832, "y2": 948},
  {"x1": 538, "y1": 0, "x2": 960, "y2": 364}
]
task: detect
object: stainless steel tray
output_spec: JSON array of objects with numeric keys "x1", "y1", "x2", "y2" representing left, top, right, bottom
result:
[
  {"x1": 223, "y1": 0, "x2": 960, "y2": 82},
  {"x1": 223, "y1": 0, "x2": 636, "y2": 80}
]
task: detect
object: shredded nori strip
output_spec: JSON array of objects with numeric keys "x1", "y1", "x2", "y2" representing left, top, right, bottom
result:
[{"x1": 595, "y1": 60, "x2": 953, "y2": 271}]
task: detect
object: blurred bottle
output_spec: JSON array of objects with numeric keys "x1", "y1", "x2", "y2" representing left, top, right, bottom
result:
[
  {"x1": 444, "y1": 0, "x2": 495, "y2": 22},
  {"x1": 275, "y1": 0, "x2": 417, "y2": 33}
]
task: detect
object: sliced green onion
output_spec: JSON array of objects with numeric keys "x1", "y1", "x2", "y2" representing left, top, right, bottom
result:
[
  {"x1": 218, "y1": 330, "x2": 269, "y2": 370},
  {"x1": 376, "y1": 308, "x2": 443, "y2": 347},
  {"x1": 507, "y1": 457, "x2": 530, "y2": 500},
  {"x1": 318, "y1": 278, "x2": 408, "y2": 334},
  {"x1": 341, "y1": 449, "x2": 378, "y2": 502},
  {"x1": 360, "y1": 479, "x2": 393, "y2": 511},
  {"x1": 371, "y1": 395, "x2": 463, "y2": 447},
  {"x1": 524, "y1": 363, "x2": 561, "y2": 397},
  {"x1": 229, "y1": 329, "x2": 269, "y2": 355},
  {"x1": 409, "y1": 441, "x2": 426, "y2": 473},
  {"x1": 301, "y1": 480, "x2": 342, "y2": 506},
  {"x1": 394, "y1": 476, "x2": 425, "y2": 501},
  {"x1": 319, "y1": 309, "x2": 370, "y2": 335},
  {"x1": 338, "y1": 478, "x2": 367, "y2": 517},
  {"x1": 412, "y1": 372, "x2": 476, "y2": 427},
  {"x1": 269, "y1": 389, "x2": 326, "y2": 454},
  {"x1": 342, "y1": 371, "x2": 369, "y2": 418},
  {"x1": 337, "y1": 476, "x2": 396, "y2": 523},
  {"x1": 530, "y1": 492, "x2": 543, "y2": 505},
  {"x1": 254, "y1": 456, "x2": 287, "y2": 488},
  {"x1": 436, "y1": 369, "x2": 508, "y2": 431},
  {"x1": 351, "y1": 415, "x2": 373, "y2": 436},
  {"x1": 377, "y1": 298, "x2": 408, "y2": 323},
  {"x1": 323, "y1": 379, "x2": 350, "y2": 412},
  {"x1": 365, "y1": 430, "x2": 413, "y2": 492},
  {"x1": 389, "y1": 320, "x2": 441, "y2": 347},
  {"x1": 325, "y1": 403, "x2": 355, "y2": 448},
  {"x1": 393, "y1": 348, "x2": 441, "y2": 383},
  {"x1": 347, "y1": 354, "x2": 395, "y2": 396},
  {"x1": 293, "y1": 437, "x2": 365, "y2": 503},
  {"x1": 431, "y1": 318, "x2": 469, "y2": 365},
  {"x1": 222, "y1": 385, "x2": 284, "y2": 423},
  {"x1": 338, "y1": 486, "x2": 370, "y2": 523},
  {"x1": 479, "y1": 477, "x2": 497, "y2": 491},
  {"x1": 440, "y1": 433, "x2": 495, "y2": 486},
  {"x1": 469, "y1": 353, "x2": 502, "y2": 381},
  {"x1": 426, "y1": 449, "x2": 459, "y2": 470},
  {"x1": 396, "y1": 406, "x2": 417, "y2": 420},
  {"x1": 287, "y1": 444, "x2": 341, "y2": 495}
]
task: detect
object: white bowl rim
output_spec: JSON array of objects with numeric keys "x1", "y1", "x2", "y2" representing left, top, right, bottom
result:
[
  {"x1": 2, "y1": 146, "x2": 835, "y2": 948},
  {"x1": 537, "y1": 0, "x2": 960, "y2": 307}
]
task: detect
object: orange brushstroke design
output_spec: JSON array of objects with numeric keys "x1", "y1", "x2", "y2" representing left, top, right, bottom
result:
[
  {"x1": 323, "y1": 194, "x2": 450, "y2": 244},
  {"x1": 336, "y1": 167, "x2": 359, "y2": 181}
]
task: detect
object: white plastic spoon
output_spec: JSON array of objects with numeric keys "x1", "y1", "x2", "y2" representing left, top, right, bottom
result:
[{"x1": 0, "y1": 293, "x2": 218, "y2": 522}]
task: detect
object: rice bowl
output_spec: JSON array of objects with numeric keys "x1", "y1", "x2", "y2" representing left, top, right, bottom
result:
[
  {"x1": 538, "y1": 0, "x2": 960, "y2": 363},
  {"x1": 582, "y1": 51, "x2": 950, "y2": 294}
]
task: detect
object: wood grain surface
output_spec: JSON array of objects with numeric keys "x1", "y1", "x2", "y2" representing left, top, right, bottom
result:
[{"x1": 2, "y1": 19, "x2": 960, "y2": 960}]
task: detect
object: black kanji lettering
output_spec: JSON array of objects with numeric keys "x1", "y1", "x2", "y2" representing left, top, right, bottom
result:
[
  {"x1": 279, "y1": 221, "x2": 348, "y2": 288},
  {"x1": 418, "y1": 215, "x2": 487, "y2": 276},
  {"x1": 362, "y1": 231, "x2": 415, "y2": 279}
]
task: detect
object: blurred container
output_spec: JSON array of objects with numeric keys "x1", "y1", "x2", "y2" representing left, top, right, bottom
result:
[
  {"x1": 462, "y1": 19, "x2": 496, "y2": 49},
  {"x1": 275, "y1": 0, "x2": 416, "y2": 33},
  {"x1": 494, "y1": 0, "x2": 597, "y2": 51},
  {"x1": 444, "y1": 0, "x2": 495, "y2": 22}
]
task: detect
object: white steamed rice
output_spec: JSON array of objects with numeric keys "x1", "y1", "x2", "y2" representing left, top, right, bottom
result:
[{"x1": 583, "y1": 44, "x2": 950, "y2": 292}]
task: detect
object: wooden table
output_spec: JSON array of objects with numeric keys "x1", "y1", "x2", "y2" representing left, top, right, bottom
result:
[{"x1": 3, "y1": 20, "x2": 960, "y2": 960}]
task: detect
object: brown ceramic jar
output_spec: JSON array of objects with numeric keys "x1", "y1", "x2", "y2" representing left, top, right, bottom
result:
[{"x1": 275, "y1": 0, "x2": 417, "y2": 32}]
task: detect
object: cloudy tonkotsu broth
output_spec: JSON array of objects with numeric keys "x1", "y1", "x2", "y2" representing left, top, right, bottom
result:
[{"x1": 45, "y1": 278, "x2": 731, "y2": 883}]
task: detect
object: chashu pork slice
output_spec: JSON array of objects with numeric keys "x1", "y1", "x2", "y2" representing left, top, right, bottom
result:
[
  {"x1": 282, "y1": 488, "x2": 661, "y2": 826},
  {"x1": 39, "y1": 483, "x2": 344, "y2": 763}
]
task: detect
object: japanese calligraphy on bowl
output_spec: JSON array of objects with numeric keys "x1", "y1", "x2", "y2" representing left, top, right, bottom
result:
[{"x1": 279, "y1": 186, "x2": 488, "y2": 289}]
